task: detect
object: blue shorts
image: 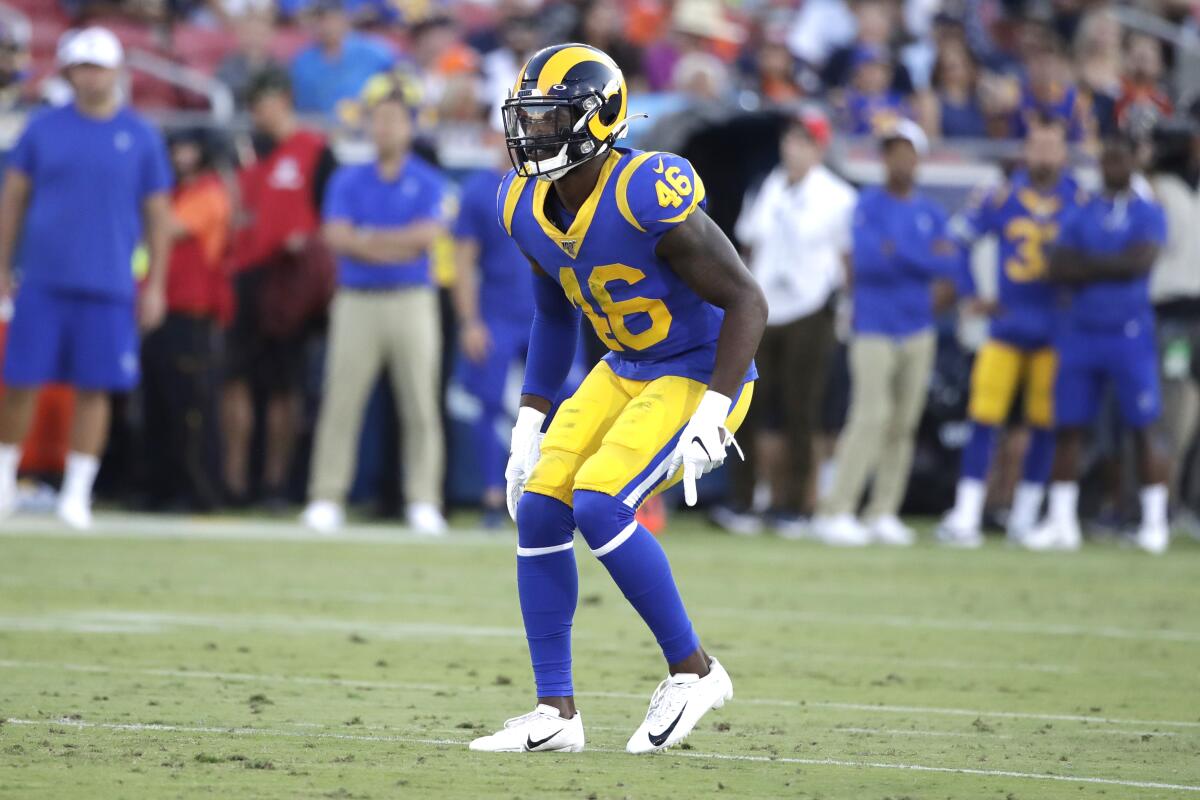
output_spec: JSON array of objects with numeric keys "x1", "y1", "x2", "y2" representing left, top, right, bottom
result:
[
  {"x1": 1054, "y1": 322, "x2": 1160, "y2": 430},
  {"x1": 3, "y1": 284, "x2": 140, "y2": 391}
]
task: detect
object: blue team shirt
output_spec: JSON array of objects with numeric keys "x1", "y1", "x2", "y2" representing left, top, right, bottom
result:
[
  {"x1": 7, "y1": 104, "x2": 171, "y2": 301},
  {"x1": 289, "y1": 34, "x2": 396, "y2": 115},
  {"x1": 1056, "y1": 190, "x2": 1167, "y2": 331},
  {"x1": 950, "y1": 170, "x2": 1085, "y2": 348},
  {"x1": 453, "y1": 168, "x2": 532, "y2": 325},
  {"x1": 323, "y1": 155, "x2": 447, "y2": 289},
  {"x1": 843, "y1": 91, "x2": 912, "y2": 135},
  {"x1": 498, "y1": 147, "x2": 754, "y2": 385},
  {"x1": 851, "y1": 187, "x2": 958, "y2": 337}
]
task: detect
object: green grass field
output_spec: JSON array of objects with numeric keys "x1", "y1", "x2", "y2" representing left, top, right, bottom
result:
[{"x1": 1, "y1": 513, "x2": 1198, "y2": 799}]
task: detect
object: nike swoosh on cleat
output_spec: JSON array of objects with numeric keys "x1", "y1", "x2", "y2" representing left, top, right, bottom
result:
[
  {"x1": 648, "y1": 704, "x2": 686, "y2": 747},
  {"x1": 525, "y1": 729, "x2": 563, "y2": 751}
]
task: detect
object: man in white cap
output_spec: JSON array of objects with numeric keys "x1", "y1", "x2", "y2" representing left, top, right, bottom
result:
[
  {"x1": 0, "y1": 27, "x2": 173, "y2": 528},
  {"x1": 813, "y1": 119, "x2": 959, "y2": 546}
]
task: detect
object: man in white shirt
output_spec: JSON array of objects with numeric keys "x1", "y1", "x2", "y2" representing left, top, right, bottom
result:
[{"x1": 716, "y1": 107, "x2": 856, "y2": 536}]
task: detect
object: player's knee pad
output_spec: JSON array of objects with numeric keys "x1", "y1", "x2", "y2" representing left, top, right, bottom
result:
[
  {"x1": 516, "y1": 491, "x2": 576, "y2": 552},
  {"x1": 572, "y1": 489, "x2": 635, "y2": 555}
]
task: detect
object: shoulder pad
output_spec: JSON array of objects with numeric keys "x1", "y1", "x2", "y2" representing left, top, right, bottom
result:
[
  {"x1": 614, "y1": 151, "x2": 707, "y2": 236},
  {"x1": 496, "y1": 169, "x2": 530, "y2": 236}
]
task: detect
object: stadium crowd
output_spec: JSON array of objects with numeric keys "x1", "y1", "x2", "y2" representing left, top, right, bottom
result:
[{"x1": 0, "y1": 0, "x2": 1197, "y2": 551}]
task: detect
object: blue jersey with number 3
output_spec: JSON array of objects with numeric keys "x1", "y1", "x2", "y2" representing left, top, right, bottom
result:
[
  {"x1": 950, "y1": 170, "x2": 1085, "y2": 349},
  {"x1": 497, "y1": 147, "x2": 753, "y2": 385}
]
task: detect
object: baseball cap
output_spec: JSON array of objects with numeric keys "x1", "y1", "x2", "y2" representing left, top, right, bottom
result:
[
  {"x1": 245, "y1": 66, "x2": 292, "y2": 103},
  {"x1": 58, "y1": 27, "x2": 123, "y2": 70},
  {"x1": 878, "y1": 118, "x2": 929, "y2": 155},
  {"x1": 789, "y1": 105, "x2": 831, "y2": 147}
]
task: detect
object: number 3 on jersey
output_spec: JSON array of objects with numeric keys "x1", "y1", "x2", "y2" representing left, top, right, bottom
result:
[
  {"x1": 560, "y1": 264, "x2": 673, "y2": 351},
  {"x1": 653, "y1": 158, "x2": 693, "y2": 209}
]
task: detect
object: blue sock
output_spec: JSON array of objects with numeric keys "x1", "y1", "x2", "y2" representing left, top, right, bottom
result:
[
  {"x1": 1022, "y1": 427, "x2": 1055, "y2": 484},
  {"x1": 573, "y1": 489, "x2": 699, "y2": 664},
  {"x1": 515, "y1": 492, "x2": 578, "y2": 697},
  {"x1": 961, "y1": 423, "x2": 996, "y2": 481}
]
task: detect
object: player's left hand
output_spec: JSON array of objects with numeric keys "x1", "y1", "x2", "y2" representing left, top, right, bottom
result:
[
  {"x1": 667, "y1": 390, "x2": 743, "y2": 507},
  {"x1": 138, "y1": 283, "x2": 167, "y2": 331}
]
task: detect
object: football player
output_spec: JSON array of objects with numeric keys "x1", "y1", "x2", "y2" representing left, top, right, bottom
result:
[
  {"x1": 937, "y1": 115, "x2": 1084, "y2": 547},
  {"x1": 1025, "y1": 133, "x2": 1170, "y2": 553},
  {"x1": 468, "y1": 44, "x2": 766, "y2": 754}
]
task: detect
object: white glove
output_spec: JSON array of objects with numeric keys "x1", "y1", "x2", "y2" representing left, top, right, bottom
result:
[
  {"x1": 666, "y1": 390, "x2": 744, "y2": 507},
  {"x1": 505, "y1": 406, "x2": 547, "y2": 521}
]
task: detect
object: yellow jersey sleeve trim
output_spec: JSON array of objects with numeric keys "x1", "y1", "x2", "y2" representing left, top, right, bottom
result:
[
  {"x1": 615, "y1": 150, "x2": 659, "y2": 233},
  {"x1": 502, "y1": 174, "x2": 529, "y2": 236}
]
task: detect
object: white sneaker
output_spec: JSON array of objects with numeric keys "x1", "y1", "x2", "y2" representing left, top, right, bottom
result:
[
  {"x1": 627, "y1": 657, "x2": 733, "y2": 754},
  {"x1": 0, "y1": 479, "x2": 16, "y2": 523},
  {"x1": 1134, "y1": 523, "x2": 1169, "y2": 555},
  {"x1": 301, "y1": 500, "x2": 344, "y2": 534},
  {"x1": 407, "y1": 502, "x2": 447, "y2": 536},
  {"x1": 771, "y1": 516, "x2": 811, "y2": 541},
  {"x1": 935, "y1": 514, "x2": 983, "y2": 549},
  {"x1": 867, "y1": 514, "x2": 915, "y2": 546},
  {"x1": 709, "y1": 506, "x2": 762, "y2": 536},
  {"x1": 56, "y1": 495, "x2": 92, "y2": 530},
  {"x1": 811, "y1": 514, "x2": 871, "y2": 547},
  {"x1": 1021, "y1": 519, "x2": 1081, "y2": 552},
  {"x1": 468, "y1": 704, "x2": 585, "y2": 753}
]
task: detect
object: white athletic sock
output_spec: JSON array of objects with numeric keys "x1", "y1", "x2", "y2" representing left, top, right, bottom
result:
[
  {"x1": 1140, "y1": 484, "x2": 1168, "y2": 528},
  {"x1": 1009, "y1": 482, "x2": 1045, "y2": 532},
  {"x1": 0, "y1": 443, "x2": 20, "y2": 493},
  {"x1": 61, "y1": 452, "x2": 100, "y2": 506},
  {"x1": 1048, "y1": 482, "x2": 1079, "y2": 528},
  {"x1": 953, "y1": 478, "x2": 986, "y2": 529}
]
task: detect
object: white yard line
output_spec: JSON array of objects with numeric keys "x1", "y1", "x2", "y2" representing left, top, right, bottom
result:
[
  {"x1": 4, "y1": 717, "x2": 1198, "y2": 793},
  {"x1": 2, "y1": 658, "x2": 1196, "y2": 732}
]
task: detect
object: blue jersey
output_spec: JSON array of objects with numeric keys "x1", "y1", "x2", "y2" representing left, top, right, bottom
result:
[
  {"x1": 323, "y1": 155, "x2": 447, "y2": 289},
  {"x1": 8, "y1": 104, "x2": 171, "y2": 301},
  {"x1": 498, "y1": 147, "x2": 752, "y2": 385},
  {"x1": 851, "y1": 186, "x2": 957, "y2": 337},
  {"x1": 951, "y1": 170, "x2": 1085, "y2": 348},
  {"x1": 1057, "y1": 190, "x2": 1167, "y2": 331},
  {"x1": 454, "y1": 168, "x2": 533, "y2": 325}
]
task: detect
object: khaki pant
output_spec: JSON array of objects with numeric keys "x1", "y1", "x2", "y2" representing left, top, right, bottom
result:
[
  {"x1": 821, "y1": 330, "x2": 936, "y2": 519},
  {"x1": 309, "y1": 288, "x2": 443, "y2": 506}
]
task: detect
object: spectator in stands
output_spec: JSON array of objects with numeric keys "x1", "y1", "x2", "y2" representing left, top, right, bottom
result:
[
  {"x1": 821, "y1": 0, "x2": 915, "y2": 95},
  {"x1": 480, "y1": 12, "x2": 541, "y2": 129},
  {"x1": 813, "y1": 120, "x2": 958, "y2": 546},
  {"x1": 216, "y1": 8, "x2": 282, "y2": 109},
  {"x1": 752, "y1": 28, "x2": 804, "y2": 105},
  {"x1": 1028, "y1": 133, "x2": 1170, "y2": 553},
  {"x1": 0, "y1": 19, "x2": 30, "y2": 112},
  {"x1": 570, "y1": 0, "x2": 644, "y2": 85},
  {"x1": 289, "y1": 0, "x2": 395, "y2": 116},
  {"x1": 839, "y1": 46, "x2": 913, "y2": 135},
  {"x1": 302, "y1": 75, "x2": 448, "y2": 536},
  {"x1": 928, "y1": 37, "x2": 987, "y2": 139},
  {"x1": 223, "y1": 68, "x2": 336, "y2": 507},
  {"x1": 643, "y1": 0, "x2": 742, "y2": 93},
  {"x1": 1008, "y1": 35, "x2": 1094, "y2": 143},
  {"x1": 1073, "y1": 4, "x2": 1122, "y2": 134},
  {"x1": 0, "y1": 28, "x2": 173, "y2": 529},
  {"x1": 451, "y1": 125, "x2": 532, "y2": 528},
  {"x1": 1148, "y1": 114, "x2": 1200, "y2": 530},
  {"x1": 141, "y1": 128, "x2": 231, "y2": 512},
  {"x1": 717, "y1": 108, "x2": 854, "y2": 536},
  {"x1": 1116, "y1": 33, "x2": 1173, "y2": 129}
]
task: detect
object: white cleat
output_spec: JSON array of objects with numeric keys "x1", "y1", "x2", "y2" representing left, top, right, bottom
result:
[
  {"x1": 709, "y1": 506, "x2": 763, "y2": 536},
  {"x1": 301, "y1": 500, "x2": 344, "y2": 534},
  {"x1": 56, "y1": 495, "x2": 93, "y2": 531},
  {"x1": 468, "y1": 704, "x2": 585, "y2": 753},
  {"x1": 867, "y1": 514, "x2": 915, "y2": 546},
  {"x1": 935, "y1": 515, "x2": 983, "y2": 549},
  {"x1": 811, "y1": 514, "x2": 871, "y2": 547},
  {"x1": 406, "y1": 502, "x2": 447, "y2": 536},
  {"x1": 1134, "y1": 523, "x2": 1169, "y2": 555},
  {"x1": 626, "y1": 658, "x2": 733, "y2": 754},
  {"x1": 1021, "y1": 519, "x2": 1081, "y2": 552},
  {"x1": 0, "y1": 482, "x2": 16, "y2": 524}
]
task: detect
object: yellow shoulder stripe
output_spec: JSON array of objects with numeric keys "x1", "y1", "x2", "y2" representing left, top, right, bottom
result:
[
  {"x1": 615, "y1": 151, "x2": 659, "y2": 233},
  {"x1": 502, "y1": 174, "x2": 529, "y2": 236}
]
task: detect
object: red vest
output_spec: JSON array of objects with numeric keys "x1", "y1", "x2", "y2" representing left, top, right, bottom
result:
[
  {"x1": 232, "y1": 129, "x2": 326, "y2": 272},
  {"x1": 167, "y1": 173, "x2": 232, "y2": 321}
]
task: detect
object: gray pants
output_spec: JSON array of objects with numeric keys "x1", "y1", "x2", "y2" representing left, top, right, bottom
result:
[
  {"x1": 308, "y1": 288, "x2": 444, "y2": 507},
  {"x1": 821, "y1": 330, "x2": 936, "y2": 519}
]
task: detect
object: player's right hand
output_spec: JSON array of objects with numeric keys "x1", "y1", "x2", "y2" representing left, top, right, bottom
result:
[{"x1": 505, "y1": 406, "x2": 547, "y2": 521}]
